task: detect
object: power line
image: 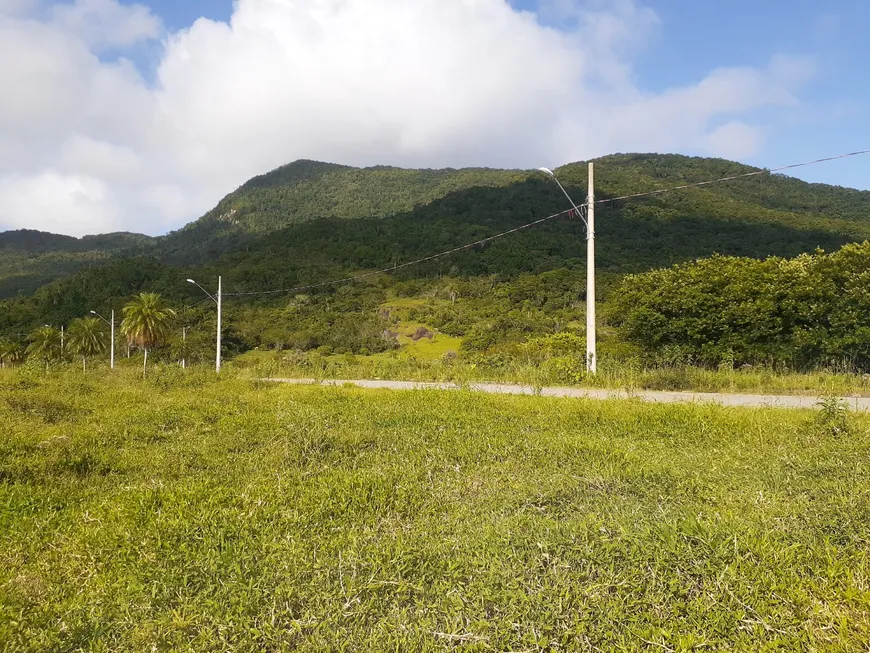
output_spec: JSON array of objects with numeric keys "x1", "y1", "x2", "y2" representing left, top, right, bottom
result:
[
  {"x1": 224, "y1": 148, "x2": 870, "y2": 298},
  {"x1": 181, "y1": 297, "x2": 213, "y2": 311},
  {"x1": 602, "y1": 149, "x2": 870, "y2": 204},
  {"x1": 225, "y1": 210, "x2": 568, "y2": 297}
]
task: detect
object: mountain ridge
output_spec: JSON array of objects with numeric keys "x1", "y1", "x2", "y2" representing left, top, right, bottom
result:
[
  {"x1": 2, "y1": 152, "x2": 869, "y2": 302},
  {"x1": 5, "y1": 153, "x2": 869, "y2": 246}
]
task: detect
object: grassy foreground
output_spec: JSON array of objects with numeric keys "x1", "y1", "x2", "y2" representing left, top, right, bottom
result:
[{"x1": 1, "y1": 369, "x2": 870, "y2": 651}]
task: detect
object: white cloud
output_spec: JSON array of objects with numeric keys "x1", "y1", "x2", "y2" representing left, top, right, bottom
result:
[
  {"x1": 50, "y1": 0, "x2": 161, "y2": 49},
  {"x1": 0, "y1": 172, "x2": 123, "y2": 235},
  {"x1": 0, "y1": 0, "x2": 815, "y2": 237},
  {"x1": 704, "y1": 122, "x2": 766, "y2": 161}
]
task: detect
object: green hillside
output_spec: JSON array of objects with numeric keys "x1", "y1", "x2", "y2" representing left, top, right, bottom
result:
[
  {"x1": 3, "y1": 153, "x2": 869, "y2": 297},
  {"x1": 0, "y1": 230, "x2": 154, "y2": 299},
  {"x1": 160, "y1": 153, "x2": 870, "y2": 264},
  {"x1": 158, "y1": 160, "x2": 529, "y2": 261},
  {"x1": 2, "y1": 153, "x2": 869, "y2": 366}
]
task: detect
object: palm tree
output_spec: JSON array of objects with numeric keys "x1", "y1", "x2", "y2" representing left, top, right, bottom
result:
[
  {"x1": 121, "y1": 293, "x2": 175, "y2": 377},
  {"x1": 0, "y1": 339, "x2": 25, "y2": 369},
  {"x1": 26, "y1": 326, "x2": 62, "y2": 371},
  {"x1": 67, "y1": 318, "x2": 107, "y2": 371}
]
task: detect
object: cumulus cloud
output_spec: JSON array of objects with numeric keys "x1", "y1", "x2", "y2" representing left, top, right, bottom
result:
[
  {"x1": 0, "y1": 172, "x2": 123, "y2": 235},
  {"x1": 0, "y1": 0, "x2": 815, "y2": 237}
]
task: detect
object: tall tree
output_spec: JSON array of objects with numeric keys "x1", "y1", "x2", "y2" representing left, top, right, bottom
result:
[
  {"x1": 67, "y1": 317, "x2": 108, "y2": 371},
  {"x1": 26, "y1": 326, "x2": 62, "y2": 371},
  {"x1": 121, "y1": 293, "x2": 175, "y2": 377}
]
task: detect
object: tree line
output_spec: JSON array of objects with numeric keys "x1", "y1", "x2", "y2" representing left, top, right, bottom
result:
[
  {"x1": 0, "y1": 293, "x2": 176, "y2": 376},
  {"x1": 7, "y1": 241, "x2": 870, "y2": 375}
]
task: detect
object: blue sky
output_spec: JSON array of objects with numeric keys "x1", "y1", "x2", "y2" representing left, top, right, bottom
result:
[
  {"x1": 1, "y1": 0, "x2": 867, "y2": 236},
  {"x1": 633, "y1": 0, "x2": 868, "y2": 190},
  {"x1": 134, "y1": 0, "x2": 869, "y2": 190},
  {"x1": 143, "y1": 0, "x2": 231, "y2": 29}
]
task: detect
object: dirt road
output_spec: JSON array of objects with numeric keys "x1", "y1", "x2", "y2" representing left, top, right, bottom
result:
[{"x1": 261, "y1": 378, "x2": 870, "y2": 411}]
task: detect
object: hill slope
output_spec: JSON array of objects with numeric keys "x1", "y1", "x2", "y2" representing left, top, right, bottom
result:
[
  {"x1": 157, "y1": 159, "x2": 529, "y2": 261},
  {"x1": 0, "y1": 230, "x2": 154, "y2": 299},
  {"x1": 2, "y1": 152, "x2": 870, "y2": 345},
  {"x1": 2, "y1": 153, "x2": 869, "y2": 297},
  {"x1": 161, "y1": 154, "x2": 870, "y2": 264}
]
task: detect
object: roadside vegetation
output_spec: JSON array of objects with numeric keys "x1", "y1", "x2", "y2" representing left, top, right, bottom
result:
[
  {"x1": 9, "y1": 243, "x2": 870, "y2": 397},
  {"x1": 2, "y1": 368, "x2": 869, "y2": 650}
]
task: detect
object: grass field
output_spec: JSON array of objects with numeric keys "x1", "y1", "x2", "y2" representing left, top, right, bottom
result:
[{"x1": 2, "y1": 368, "x2": 870, "y2": 651}]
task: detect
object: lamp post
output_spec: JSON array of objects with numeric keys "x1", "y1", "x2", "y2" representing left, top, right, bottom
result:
[
  {"x1": 181, "y1": 326, "x2": 189, "y2": 369},
  {"x1": 44, "y1": 323, "x2": 65, "y2": 362},
  {"x1": 89, "y1": 310, "x2": 115, "y2": 369},
  {"x1": 538, "y1": 163, "x2": 597, "y2": 374},
  {"x1": 187, "y1": 277, "x2": 222, "y2": 373}
]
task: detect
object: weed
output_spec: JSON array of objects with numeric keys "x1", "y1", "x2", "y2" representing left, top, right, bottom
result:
[{"x1": 814, "y1": 395, "x2": 854, "y2": 437}]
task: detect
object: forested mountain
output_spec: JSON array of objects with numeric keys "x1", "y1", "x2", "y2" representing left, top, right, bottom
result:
[
  {"x1": 2, "y1": 152, "x2": 869, "y2": 363},
  {"x1": 3, "y1": 154, "x2": 869, "y2": 295},
  {"x1": 156, "y1": 159, "x2": 529, "y2": 262},
  {"x1": 159, "y1": 153, "x2": 870, "y2": 264},
  {"x1": 0, "y1": 230, "x2": 154, "y2": 299}
]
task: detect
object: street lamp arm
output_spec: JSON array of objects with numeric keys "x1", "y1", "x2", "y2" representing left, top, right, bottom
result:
[
  {"x1": 187, "y1": 279, "x2": 218, "y2": 304},
  {"x1": 185, "y1": 276, "x2": 223, "y2": 374},
  {"x1": 537, "y1": 169, "x2": 588, "y2": 230},
  {"x1": 89, "y1": 309, "x2": 115, "y2": 370},
  {"x1": 89, "y1": 311, "x2": 111, "y2": 327}
]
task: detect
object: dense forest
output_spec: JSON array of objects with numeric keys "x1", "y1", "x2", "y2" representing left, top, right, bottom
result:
[
  {"x1": 2, "y1": 153, "x2": 869, "y2": 370},
  {"x1": 0, "y1": 230, "x2": 154, "y2": 299}
]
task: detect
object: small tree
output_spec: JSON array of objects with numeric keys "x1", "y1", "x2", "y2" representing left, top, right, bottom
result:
[
  {"x1": 67, "y1": 317, "x2": 108, "y2": 371},
  {"x1": 121, "y1": 293, "x2": 175, "y2": 377},
  {"x1": 0, "y1": 339, "x2": 25, "y2": 369},
  {"x1": 26, "y1": 326, "x2": 62, "y2": 371}
]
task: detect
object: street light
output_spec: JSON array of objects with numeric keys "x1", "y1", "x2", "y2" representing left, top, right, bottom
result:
[
  {"x1": 89, "y1": 310, "x2": 115, "y2": 370},
  {"x1": 181, "y1": 326, "x2": 190, "y2": 369},
  {"x1": 187, "y1": 277, "x2": 222, "y2": 373},
  {"x1": 538, "y1": 164, "x2": 597, "y2": 374},
  {"x1": 45, "y1": 323, "x2": 65, "y2": 358}
]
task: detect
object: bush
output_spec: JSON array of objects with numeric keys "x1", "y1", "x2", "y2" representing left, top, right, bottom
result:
[{"x1": 609, "y1": 243, "x2": 870, "y2": 370}]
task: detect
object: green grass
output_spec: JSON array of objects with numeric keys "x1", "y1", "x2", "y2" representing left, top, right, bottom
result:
[
  {"x1": 387, "y1": 322, "x2": 462, "y2": 362},
  {"x1": 3, "y1": 368, "x2": 869, "y2": 651},
  {"x1": 240, "y1": 351, "x2": 870, "y2": 397},
  {"x1": 377, "y1": 296, "x2": 464, "y2": 361}
]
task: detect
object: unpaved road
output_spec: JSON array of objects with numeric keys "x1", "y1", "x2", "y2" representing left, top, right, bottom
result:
[{"x1": 261, "y1": 378, "x2": 870, "y2": 412}]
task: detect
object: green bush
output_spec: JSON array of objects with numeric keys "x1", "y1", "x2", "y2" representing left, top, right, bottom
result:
[{"x1": 610, "y1": 243, "x2": 870, "y2": 370}]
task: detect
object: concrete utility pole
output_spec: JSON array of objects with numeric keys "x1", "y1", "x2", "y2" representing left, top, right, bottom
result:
[
  {"x1": 586, "y1": 163, "x2": 596, "y2": 374},
  {"x1": 538, "y1": 163, "x2": 597, "y2": 374},
  {"x1": 90, "y1": 310, "x2": 115, "y2": 369},
  {"x1": 182, "y1": 326, "x2": 187, "y2": 369},
  {"x1": 216, "y1": 276, "x2": 222, "y2": 374},
  {"x1": 187, "y1": 276, "x2": 222, "y2": 373},
  {"x1": 110, "y1": 311, "x2": 114, "y2": 370}
]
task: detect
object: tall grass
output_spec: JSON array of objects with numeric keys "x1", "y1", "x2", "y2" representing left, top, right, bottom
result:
[
  {"x1": 1, "y1": 368, "x2": 869, "y2": 650},
  {"x1": 238, "y1": 349, "x2": 870, "y2": 397}
]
